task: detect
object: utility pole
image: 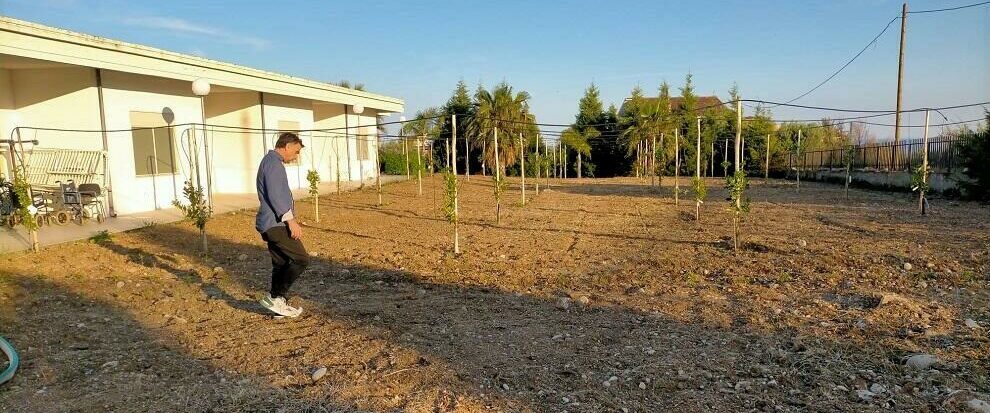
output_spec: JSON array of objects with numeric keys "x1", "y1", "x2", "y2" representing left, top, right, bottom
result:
[{"x1": 894, "y1": 2, "x2": 908, "y2": 151}]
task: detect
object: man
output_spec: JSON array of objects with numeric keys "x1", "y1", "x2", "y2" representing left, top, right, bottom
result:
[{"x1": 256, "y1": 132, "x2": 309, "y2": 317}]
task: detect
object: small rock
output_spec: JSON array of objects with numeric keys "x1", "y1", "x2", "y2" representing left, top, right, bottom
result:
[
  {"x1": 100, "y1": 360, "x2": 119, "y2": 369},
  {"x1": 905, "y1": 354, "x2": 938, "y2": 370},
  {"x1": 869, "y1": 383, "x2": 887, "y2": 394},
  {"x1": 639, "y1": 382, "x2": 647, "y2": 390},
  {"x1": 903, "y1": 262, "x2": 913, "y2": 271},
  {"x1": 555, "y1": 297, "x2": 571, "y2": 309},
  {"x1": 311, "y1": 367, "x2": 327, "y2": 382},
  {"x1": 237, "y1": 254, "x2": 248, "y2": 261},
  {"x1": 115, "y1": 281, "x2": 125, "y2": 288},
  {"x1": 502, "y1": 383, "x2": 509, "y2": 391},
  {"x1": 609, "y1": 375, "x2": 618, "y2": 382},
  {"x1": 856, "y1": 389, "x2": 875, "y2": 402},
  {"x1": 965, "y1": 319, "x2": 980, "y2": 329},
  {"x1": 968, "y1": 399, "x2": 990, "y2": 413},
  {"x1": 735, "y1": 381, "x2": 753, "y2": 392},
  {"x1": 835, "y1": 385, "x2": 849, "y2": 392},
  {"x1": 212, "y1": 266, "x2": 224, "y2": 273},
  {"x1": 576, "y1": 296, "x2": 591, "y2": 306},
  {"x1": 622, "y1": 408, "x2": 629, "y2": 413},
  {"x1": 562, "y1": 397, "x2": 570, "y2": 403},
  {"x1": 926, "y1": 262, "x2": 935, "y2": 269},
  {"x1": 602, "y1": 380, "x2": 611, "y2": 388},
  {"x1": 309, "y1": 251, "x2": 318, "y2": 257},
  {"x1": 797, "y1": 239, "x2": 807, "y2": 248},
  {"x1": 499, "y1": 254, "x2": 507, "y2": 259}
]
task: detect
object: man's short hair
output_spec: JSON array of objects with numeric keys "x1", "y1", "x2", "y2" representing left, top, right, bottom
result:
[{"x1": 275, "y1": 132, "x2": 304, "y2": 148}]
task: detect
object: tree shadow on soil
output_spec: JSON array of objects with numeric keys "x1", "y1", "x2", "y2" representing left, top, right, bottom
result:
[
  {"x1": 98, "y1": 239, "x2": 269, "y2": 316},
  {"x1": 551, "y1": 183, "x2": 667, "y2": 199},
  {"x1": 0, "y1": 274, "x2": 360, "y2": 412}
]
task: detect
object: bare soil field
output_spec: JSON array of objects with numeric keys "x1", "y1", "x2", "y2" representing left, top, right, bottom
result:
[{"x1": 1, "y1": 176, "x2": 988, "y2": 412}]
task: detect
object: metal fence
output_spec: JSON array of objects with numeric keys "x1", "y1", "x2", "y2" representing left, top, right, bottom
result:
[{"x1": 787, "y1": 137, "x2": 959, "y2": 173}]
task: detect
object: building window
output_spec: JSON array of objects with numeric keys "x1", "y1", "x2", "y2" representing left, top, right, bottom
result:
[
  {"x1": 278, "y1": 120, "x2": 301, "y2": 165},
  {"x1": 357, "y1": 134, "x2": 369, "y2": 161},
  {"x1": 130, "y1": 111, "x2": 177, "y2": 176},
  {"x1": 357, "y1": 126, "x2": 376, "y2": 161}
]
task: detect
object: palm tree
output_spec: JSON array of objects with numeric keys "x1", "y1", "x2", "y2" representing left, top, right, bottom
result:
[
  {"x1": 560, "y1": 127, "x2": 593, "y2": 178},
  {"x1": 620, "y1": 94, "x2": 650, "y2": 176},
  {"x1": 469, "y1": 83, "x2": 532, "y2": 171},
  {"x1": 467, "y1": 82, "x2": 533, "y2": 223}
]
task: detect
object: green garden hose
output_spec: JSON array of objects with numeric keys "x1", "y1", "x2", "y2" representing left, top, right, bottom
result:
[{"x1": 0, "y1": 335, "x2": 18, "y2": 385}]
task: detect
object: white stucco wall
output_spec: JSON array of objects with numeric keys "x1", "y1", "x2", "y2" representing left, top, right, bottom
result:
[
  {"x1": 261, "y1": 93, "x2": 313, "y2": 190},
  {"x1": 204, "y1": 91, "x2": 265, "y2": 194},
  {"x1": 100, "y1": 70, "x2": 201, "y2": 214},
  {"x1": 312, "y1": 103, "x2": 347, "y2": 187},
  {"x1": 341, "y1": 109, "x2": 380, "y2": 184},
  {"x1": 0, "y1": 69, "x2": 14, "y2": 178},
  {"x1": 6, "y1": 67, "x2": 103, "y2": 150}
]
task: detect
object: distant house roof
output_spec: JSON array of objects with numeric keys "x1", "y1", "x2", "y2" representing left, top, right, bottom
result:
[{"x1": 620, "y1": 95, "x2": 727, "y2": 115}]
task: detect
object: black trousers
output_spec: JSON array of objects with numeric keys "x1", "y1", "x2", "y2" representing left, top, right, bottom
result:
[{"x1": 261, "y1": 225, "x2": 310, "y2": 298}]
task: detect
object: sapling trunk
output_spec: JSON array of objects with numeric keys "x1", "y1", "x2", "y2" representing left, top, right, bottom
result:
[
  {"x1": 494, "y1": 127, "x2": 502, "y2": 224},
  {"x1": 417, "y1": 136, "x2": 423, "y2": 196},
  {"x1": 674, "y1": 128, "x2": 680, "y2": 206}
]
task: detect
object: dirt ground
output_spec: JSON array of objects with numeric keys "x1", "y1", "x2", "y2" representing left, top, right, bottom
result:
[{"x1": 1, "y1": 176, "x2": 988, "y2": 412}]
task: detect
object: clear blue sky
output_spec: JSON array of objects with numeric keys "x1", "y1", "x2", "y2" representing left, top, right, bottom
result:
[{"x1": 2, "y1": 0, "x2": 987, "y2": 139}]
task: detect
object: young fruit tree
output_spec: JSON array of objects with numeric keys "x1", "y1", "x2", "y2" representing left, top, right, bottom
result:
[
  {"x1": 519, "y1": 132, "x2": 526, "y2": 205},
  {"x1": 493, "y1": 127, "x2": 505, "y2": 224},
  {"x1": 674, "y1": 127, "x2": 680, "y2": 205},
  {"x1": 447, "y1": 114, "x2": 461, "y2": 253},
  {"x1": 173, "y1": 179, "x2": 213, "y2": 255},
  {"x1": 844, "y1": 144, "x2": 855, "y2": 200},
  {"x1": 11, "y1": 169, "x2": 39, "y2": 251},
  {"x1": 725, "y1": 170, "x2": 750, "y2": 251},
  {"x1": 725, "y1": 99, "x2": 750, "y2": 252},
  {"x1": 694, "y1": 117, "x2": 705, "y2": 220},
  {"x1": 795, "y1": 128, "x2": 802, "y2": 191},
  {"x1": 916, "y1": 110, "x2": 931, "y2": 214},
  {"x1": 306, "y1": 169, "x2": 320, "y2": 222}
]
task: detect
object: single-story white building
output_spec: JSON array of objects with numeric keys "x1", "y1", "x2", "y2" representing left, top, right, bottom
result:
[{"x1": 0, "y1": 16, "x2": 403, "y2": 216}]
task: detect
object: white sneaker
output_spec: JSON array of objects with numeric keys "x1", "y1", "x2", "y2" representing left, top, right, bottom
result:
[{"x1": 260, "y1": 294, "x2": 303, "y2": 317}]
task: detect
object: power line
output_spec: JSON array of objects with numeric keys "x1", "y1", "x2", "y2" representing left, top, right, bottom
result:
[
  {"x1": 763, "y1": 1, "x2": 990, "y2": 107},
  {"x1": 908, "y1": 0, "x2": 990, "y2": 13},
  {"x1": 769, "y1": 17, "x2": 900, "y2": 107}
]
